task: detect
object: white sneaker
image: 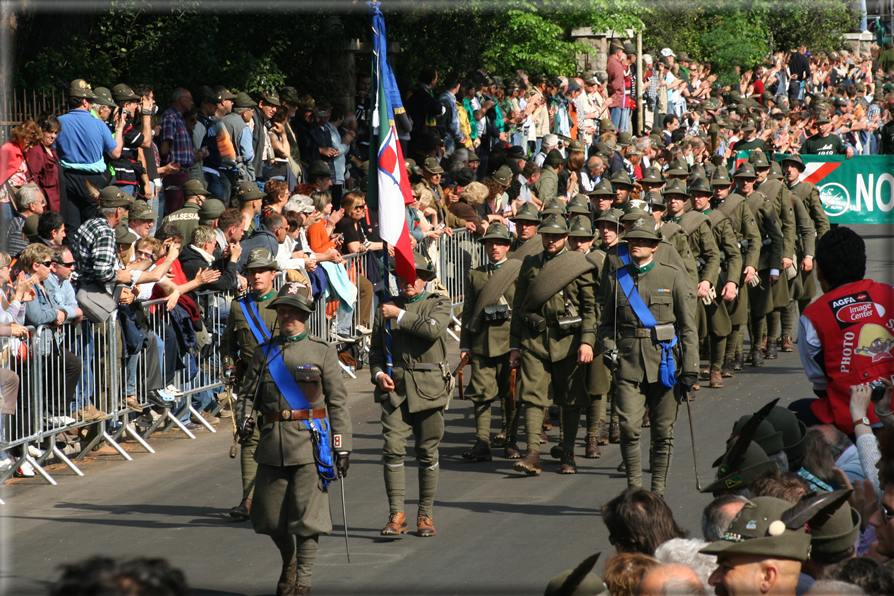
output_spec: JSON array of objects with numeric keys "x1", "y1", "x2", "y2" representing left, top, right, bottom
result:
[
  {"x1": 15, "y1": 460, "x2": 35, "y2": 478},
  {"x1": 164, "y1": 384, "x2": 185, "y2": 397},
  {"x1": 45, "y1": 415, "x2": 77, "y2": 426},
  {"x1": 27, "y1": 445, "x2": 46, "y2": 458},
  {"x1": 356, "y1": 324, "x2": 373, "y2": 336},
  {"x1": 0, "y1": 456, "x2": 13, "y2": 471}
]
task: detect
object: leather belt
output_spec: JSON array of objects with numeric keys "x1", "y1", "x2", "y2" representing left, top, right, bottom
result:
[
  {"x1": 622, "y1": 328, "x2": 652, "y2": 339},
  {"x1": 392, "y1": 363, "x2": 441, "y2": 371},
  {"x1": 262, "y1": 408, "x2": 327, "y2": 425}
]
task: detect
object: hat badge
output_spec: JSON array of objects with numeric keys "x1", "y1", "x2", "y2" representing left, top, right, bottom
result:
[
  {"x1": 287, "y1": 282, "x2": 306, "y2": 295},
  {"x1": 249, "y1": 248, "x2": 265, "y2": 261},
  {"x1": 632, "y1": 217, "x2": 648, "y2": 230}
]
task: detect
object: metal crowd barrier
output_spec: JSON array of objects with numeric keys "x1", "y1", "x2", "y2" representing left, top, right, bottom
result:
[{"x1": 435, "y1": 228, "x2": 488, "y2": 340}]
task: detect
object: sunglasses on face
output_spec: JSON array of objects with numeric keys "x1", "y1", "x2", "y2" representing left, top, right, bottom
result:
[
  {"x1": 54, "y1": 261, "x2": 76, "y2": 268},
  {"x1": 881, "y1": 502, "x2": 894, "y2": 524},
  {"x1": 38, "y1": 261, "x2": 52, "y2": 267}
]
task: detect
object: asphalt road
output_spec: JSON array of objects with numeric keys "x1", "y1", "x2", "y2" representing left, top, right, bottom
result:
[{"x1": 1, "y1": 224, "x2": 890, "y2": 596}]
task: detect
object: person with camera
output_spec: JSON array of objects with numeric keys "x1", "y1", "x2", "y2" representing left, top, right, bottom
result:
[
  {"x1": 509, "y1": 214, "x2": 598, "y2": 476},
  {"x1": 108, "y1": 84, "x2": 154, "y2": 201},
  {"x1": 597, "y1": 216, "x2": 699, "y2": 498},
  {"x1": 236, "y1": 280, "x2": 351, "y2": 596},
  {"x1": 794, "y1": 227, "x2": 894, "y2": 435},
  {"x1": 221, "y1": 248, "x2": 280, "y2": 521}
]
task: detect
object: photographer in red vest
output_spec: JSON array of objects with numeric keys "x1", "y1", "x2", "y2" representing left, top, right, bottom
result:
[{"x1": 793, "y1": 227, "x2": 894, "y2": 434}]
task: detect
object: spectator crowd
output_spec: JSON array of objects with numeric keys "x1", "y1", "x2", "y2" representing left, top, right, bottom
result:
[{"x1": 1, "y1": 36, "x2": 894, "y2": 596}]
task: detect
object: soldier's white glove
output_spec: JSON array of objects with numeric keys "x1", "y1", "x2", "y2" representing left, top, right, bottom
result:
[
  {"x1": 749, "y1": 272, "x2": 762, "y2": 288},
  {"x1": 701, "y1": 285, "x2": 717, "y2": 306}
]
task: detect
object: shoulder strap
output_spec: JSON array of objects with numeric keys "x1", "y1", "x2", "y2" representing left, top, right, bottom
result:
[
  {"x1": 617, "y1": 245, "x2": 658, "y2": 328},
  {"x1": 679, "y1": 211, "x2": 710, "y2": 236},
  {"x1": 468, "y1": 260, "x2": 522, "y2": 333},
  {"x1": 746, "y1": 191, "x2": 766, "y2": 217},
  {"x1": 261, "y1": 342, "x2": 312, "y2": 411},
  {"x1": 659, "y1": 221, "x2": 683, "y2": 241},
  {"x1": 240, "y1": 297, "x2": 272, "y2": 344},
  {"x1": 718, "y1": 194, "x2": 745, "y2": 218},
  {"x1": 708, "y1": 209, "x2": 730, "y2": 228}
]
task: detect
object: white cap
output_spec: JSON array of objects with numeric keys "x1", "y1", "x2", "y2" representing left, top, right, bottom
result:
[
  {"x1": 661, "y1": 48, "x2": 676, "y2": 58},
  {"x1": 543, "y1": 134, "x2": 559, "y2": 147}
]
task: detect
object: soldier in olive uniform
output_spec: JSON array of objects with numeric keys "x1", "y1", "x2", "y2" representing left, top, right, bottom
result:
[
  {"x1": 701, "y1": 493, "x2": 852, "y2": 596},
  {"x1": 637, "y1": 166, "x2": 666, "y2": 195},
  {"x1": 159, "y1": 179, "x2": 211, "y2": 241},
  {"x1": 371, "y1": 253, "x2": 453, "y2": 538},
  {"x1": 460, "y1": 223, "x2": 521, "y2": 461},
  {"x1": 240, "y1": 281, "x2": 351, "y2": 596},
  {"x1": 733, "y1": 163, "x2": 783, "y2": 368},
  {"x1": 780, "y1": 154, "x2": 830, "y2": 351},
  {"x1": 689, "y1": 176, "x2": 743, "y2": 388},
  {"x1": 588, "y1": 178, "x2": 616, "y2": 219},
  {"x1": 749, "y1": 150, "x2": 796, "y2": 360},
  {"x1": 508, "y1": 203, "x2": 541, "y2": 255},
  {"x1": 594, "y1": 209, "x2": 625, "y2": 444},
  {"x1": 662, "y1": 180, "x2": 721, "y2": 351},
  {"x1": 509, "y1": 214, "x2": 598, "y2": 475},
  {"x1": 566, "y1": 194, "x2": 594, "y2": 224},
  {"x1": 609, "y1": 169, "x2": 636, "y2": 209},
  {"x1": 598, "y1": 217, "x2": 699, "y2": 497},
  {"x1": 710, "y1": 166, "x2": 761, "y2": 375},
  {"x1": 567, "y1": 215, "x2": 611, "y2": 456},
  {"x1": 222, "y1": 248, "x2": 280, "y2": 520}
]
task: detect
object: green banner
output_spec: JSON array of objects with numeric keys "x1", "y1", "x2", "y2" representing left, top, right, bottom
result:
[{"x1": 735, "y1": 152, "x2": 894, "y2": 225}]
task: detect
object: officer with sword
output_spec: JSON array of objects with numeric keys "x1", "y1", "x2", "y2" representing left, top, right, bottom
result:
[{"x1": 236, "y1": 280, "x2": 352, "y2": 596}]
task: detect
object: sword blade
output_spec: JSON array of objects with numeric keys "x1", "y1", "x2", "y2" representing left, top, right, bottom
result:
[
  {"x1": 684, "y1": 388, "x2": 701, "y2": 491},
  {"x1": 340, "y1": 477, "x2": 351, "y2": 563}
]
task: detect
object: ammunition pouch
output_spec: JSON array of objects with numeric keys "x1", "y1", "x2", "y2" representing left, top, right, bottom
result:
[
  {"x1": 652, "y1": 323, "x2": 676, "y2": 343},
  {"x1": 522, "y1": 311, "x2": 546, "y2": 332},
  {"x1": 483, "y1": 304, "x2": 511, "y2": 321},
  {"x1": 695, "y1": 257, "x2": 706, "y2": 272},
  {"x1": 555, "y1": 315, "x2": 582, "y2": 336},
  {"x1": 738, "y1": 239, "x2": 750, "y2": 253}
]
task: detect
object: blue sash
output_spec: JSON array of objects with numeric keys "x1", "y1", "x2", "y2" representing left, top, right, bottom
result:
[
  {"x1": 240, "y1": 296, "x2": 272, "y2": 344},
  {"x1": 617, "y1": 245, "x2": 678, "y2": 389},
  {"x1": 260, "y1": 341, "x2": 336, "y2": 487}
]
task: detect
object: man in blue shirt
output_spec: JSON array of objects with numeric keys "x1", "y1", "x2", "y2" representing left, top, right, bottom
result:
[{"x1": 55, "y1": 79, "x2": 125, "y2": 233}]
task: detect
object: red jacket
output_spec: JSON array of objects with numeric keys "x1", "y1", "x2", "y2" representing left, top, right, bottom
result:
[
  {"x1": 803, "y1": 279, "x2": 894, "y2": 433},
  {"x1": 607, "y1": 55, "x2": 626, "y2": 107}
]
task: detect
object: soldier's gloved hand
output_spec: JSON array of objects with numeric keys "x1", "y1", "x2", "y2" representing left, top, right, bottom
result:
[
  {"x1": 603, "y1": 349, "x2": 619, "y2": 368},
  {"x1": 336, "y1": 453, "x2": 350, "y2": 478},
  {"x1": 223, "y1": 366, "x2": 235, "y2": 385},
  {"x1": 679, "y1": 373, "x2": 699, "y2": 392},
  {"x1": 237, "y1": 416, "x2": 255, "y2": 443}
]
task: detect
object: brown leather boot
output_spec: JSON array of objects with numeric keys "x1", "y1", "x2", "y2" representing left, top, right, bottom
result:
[
  {"x1": 780, "y1": 336, "x2": 795, "y2": 352},
  {"x1": 229, "y1": 498, "x2": 251, "y2": 520},
  {"x1": 504, "y1": 441, "x2": 521, "y2": 459},
  {"x1": 596, "y1": 420, "x2": 609, "y2": 445},
  {"x1": 732, "y1": 352, "x2": 744, "y2": 371},
  {"x1": 417, "y1": 515, "x2": 436, "y2": 537},
  {"x1": 609, "y1": 421, "x2": 621, "y2": 444},
  {"x1": 585, "y1": 436, "x2": 602, "y2": 458},
  {"x1": 539, "y1": 429, "x2": 549, "y2": 444},
  {"x1": 461, "y1": 438, "x2": 492, "y2": 462},
  {"x1": 493, "y1": 428, "x2": 507, "y2": 447},
  {"x1": 720, "y1": 359, "x2": 735, "y2": 378},
  {"x1": 762, "y1": 335, "x2": 768, "y2": 352},
  {"x1": 700, "y1": 367, "x2": 711, "y2": 380},
  {"x1": 380, "y1": 512, "x2": 408, "y2": 536},
  {"x1": 296, "y1": 587, "x2": 311, "y2": 595},
  {"x1": 750, "y1": 349, "x2": 764, "y2": 367},
  {"x1": 765, "y1": 339, "x2": 778, "y2": 359},
  {"x1": 709, "y1": 370, "x2": 724, "y2": 388},
  {"x1": 560, "y1": 451, "x2": 577, "y2": 474},
  {"x1": 513, "y1": 450, "x2": 542, "y2": 476},
  {"x1": 276, "y1": 561, "x2": 297, "y2": 596}
]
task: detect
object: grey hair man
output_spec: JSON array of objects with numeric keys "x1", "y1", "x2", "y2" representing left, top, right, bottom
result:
[{"x1": 702, "y1": 494, "x2": 749, "y2": 542}]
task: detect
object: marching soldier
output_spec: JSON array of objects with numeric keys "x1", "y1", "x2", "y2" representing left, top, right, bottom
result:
[
  {"x1": 239, "y1": 281, "x2": 351, "y2": 596},
  {"x1": 710, "y1": 166, "x2": 761, "y2": 375},
  {"x1": 689, "y1": 176, "x2": 743, "y2": 388},
  {"x1": 749, "y1": 150, "x2": 796, "y2": 360},
  {"x1": 509, "y1": 214, "x2": 598, "y2": 475},
  {"x1": 609, "y1": 169, "x2": 635, "y2": 208},
  {"x1": 661, "y1": 179, "x2": 721, "y2": 350},
  {"x1": 780, "y1": 154, "x2": 830, "y2": 351},
  {"x1": 733, "y1": 163, "x2": 783, "y2": 368},
  {"x1": 567, "y1": 215, "x2": 612, "y2": 456},
  {"x1": 637, "y1": 166, "x2": 665, "y2": 195},
  {"x1": 371, "y1": 253, "x2": 453, "y2": 538},
  {"x1": 598, "y1": 216, "x2": 699, "y2": 497},
  {"x1": 587, "y1": 178, "x2": 616, "y2": 220},
  {"x1": 508, "y1": 202, "x2": 541, "y2": 256},
  {"x1": 460, "y1": 223, "x2": 521, "y2": 461},
  {"x1": 222, "y1": 248, "x2": 280, "y2": 520},
  {"x1": 594, "y1": 209, "x2": 624, "y2": 445}
]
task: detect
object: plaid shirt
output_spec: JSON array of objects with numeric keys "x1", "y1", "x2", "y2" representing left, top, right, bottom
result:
[
  {"x1": 73, "y1": 216, "x2": 118, "y2": 292},
  {"x1": 160, "y1": 106, "x2": 194, "y2": 167}
]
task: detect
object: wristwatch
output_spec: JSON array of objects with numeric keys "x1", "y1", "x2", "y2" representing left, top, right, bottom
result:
[{"x1": 853, "y1": 416, "x2": 871, "y2": 428}]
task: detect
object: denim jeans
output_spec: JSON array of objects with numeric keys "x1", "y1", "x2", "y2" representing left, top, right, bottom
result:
[
  {"x1": 71, "y1": 323, "x2": 95, "y2": 414},
  {"x1": 610, "y1": 107, "x2": 623, "y2": 130},
  {"x1": 204, "y1": 172, "x2": 226, "y2": 201}
]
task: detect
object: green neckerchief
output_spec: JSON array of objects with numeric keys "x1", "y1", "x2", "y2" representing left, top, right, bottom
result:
[
  {"x1": 488, "y1": 258, "x2": 507, "y2": 271},
  {"x1": 669, "y1": 214, "x2": 684, "y2": 224},
  {"x1": 403, "y1": 291, "x2": 427, "y2": 305},
  {"x1": 252, "y1": 290, "x2": 276, "y2": 302},
  {"x1": 463, "y1": 97, "x2": 478, "y2": 140},
  {"x1": 543, "y1": 248, "x2": 566, "y2": 263},
  {"x1": 788, "y1": 181, "x2": 801, "y2": 191},
  {"x1": 629, "y1": 259, "x2": 656, "y2": 275},
  {"x1": 700, "y1": 208, "x2": 712, "y2": 215},
  {"x1": 278, "y1": 332, "x2": 307, "y2": 344}
]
